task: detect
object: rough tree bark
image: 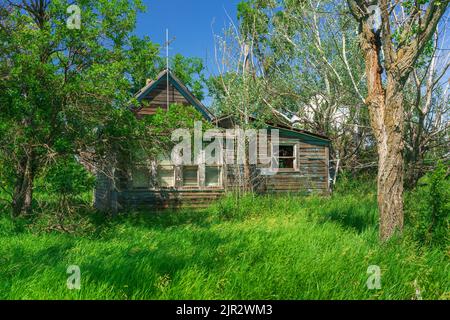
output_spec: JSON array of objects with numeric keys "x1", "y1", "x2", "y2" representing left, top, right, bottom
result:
[
  {"x1": 378, "y1": 80, "x2": 405, "y2": 239},
  {"x1": 347, "y1": 0, "x2": 448, "y2": 240},
  {"x1": 360, "y1": 24, "x2": 404, "y2": 239}
]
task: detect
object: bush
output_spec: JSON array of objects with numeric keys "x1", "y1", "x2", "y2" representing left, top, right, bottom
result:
[
  {"x1": 30, "y1": 158, "x2": 96, "y2": 234},
  {"x1": 406, "y1": 162, "x2": 449, "y2": 248},
  {"x1": 42, "y1": 158, "x2": 95, "y2": 197}
]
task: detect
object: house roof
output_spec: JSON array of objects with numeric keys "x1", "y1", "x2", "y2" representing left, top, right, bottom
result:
[
  {"x1": 214, "y1": 114, "x2": 331, "y2": 146},
  {"x1": 134, "y1": 69, "x2": 215, "y2": 121},
  {"x1": 133, "y1": 70, "x2": 330, "y2": 146}
]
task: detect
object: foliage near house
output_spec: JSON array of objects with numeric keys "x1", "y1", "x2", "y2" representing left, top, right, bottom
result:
[
  {"x1": 0, "y1": 0, "x2": 448, "y2": 302},
  {"x1": 0, "y1": 0, "x2": 209, "y2": 218}
]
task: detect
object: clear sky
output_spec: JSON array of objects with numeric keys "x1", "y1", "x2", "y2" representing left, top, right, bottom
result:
[
  {"x1": 134, "y1": 0, "x2": 242, "y2": 77},
  {"x1": 133, "y1": 1, "x2": 449, "y2": 107}
]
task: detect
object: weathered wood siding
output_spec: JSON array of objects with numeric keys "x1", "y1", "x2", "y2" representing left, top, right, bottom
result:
[
  {"x1": 261, "y1": 142, "x2": 330, "y2": 194},
  {"x1": 111, "y1": 162, "x2": 226, "y2": 210},
  {"x1": 253, "y1": 136, "x2": 330, "y2": 195},
  {"x1": 117, "y1": 189, "x2": 224, "y2": 210},
  {"x1": 138, "y1": 82, "x2": 190, "y2": 116},
  {"x1": 94, "y1": 69, "x2": 331, "y2": 212},
  {"x1": 95, "y1": 137, "x2": 329, "y2": 211},
  {"x1": 224, "y1": 164, "x2": 266, "y2": 193}
]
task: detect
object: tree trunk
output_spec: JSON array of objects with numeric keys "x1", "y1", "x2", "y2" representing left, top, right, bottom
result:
[
  {"x1": 362, "y1": 27, "x2": 404, "y2": 241},
  {"x1": 347, "y1": 0, "x2": 447, "y2": 242},
  {"x1": 376, "y1": 82, "x2": 405, "y2": 240},
  {"x1": 12, "y1": 153, "x2": 35, "y2": 217}
]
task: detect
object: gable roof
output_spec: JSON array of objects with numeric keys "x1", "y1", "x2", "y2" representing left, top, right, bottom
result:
[
  {"x1": 132, "y1": 70, "x2": 330, "y2": 146},
  {"x1": 134, "y1": 69, "x2": 214, "y2": 121}
]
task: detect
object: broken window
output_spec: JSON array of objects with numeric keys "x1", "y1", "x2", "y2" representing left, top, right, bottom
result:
[{"x1": 277, "y1": 145, "x2": 295, "y2": 169}]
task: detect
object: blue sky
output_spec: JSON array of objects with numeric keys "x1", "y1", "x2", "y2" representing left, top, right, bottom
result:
[
  {"x1": 133, "y1": 1, "x2": 449, "y2": 107},
  {"x1": 134, "y1": 0, "x2": 242, "y2": 77}
]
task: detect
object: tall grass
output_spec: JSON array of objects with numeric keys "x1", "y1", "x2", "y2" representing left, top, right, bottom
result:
[{"x1": 0, "y1": 184, "x2": 448, "y2": 300}]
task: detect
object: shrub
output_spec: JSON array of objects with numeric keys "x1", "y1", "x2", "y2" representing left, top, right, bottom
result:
[
  {"x1": 406, "y1": 162, "x2": 449, "y2": 248},
  {"x1": 42, "y1": 158, "x2": 95, "y2": 198},
  {"x1": 30, "y1": 158, "x2": 96, "y2": 234}
]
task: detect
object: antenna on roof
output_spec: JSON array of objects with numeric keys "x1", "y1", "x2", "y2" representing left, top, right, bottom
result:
[
  {"x1": 166, "y1": 29, "x2": 169, "y2": 111},
  {"x1": 163, "y1": 29, "x2": 176, "y2": 111}
]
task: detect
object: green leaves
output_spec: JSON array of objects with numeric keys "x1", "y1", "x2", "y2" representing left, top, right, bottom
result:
[
  {"x1": 127, "y1": 35, "x2": 161, "y2": 93},
  {"x1": 0, "y1": 0, "x2": 177, "y2": 212},
  {"x1": 402, "y1": 0, "x2": 431, "y2": 13},
  {"x1": 171, "y1": 54, "x2": 206, "y2": 101},
  {"x1": 237, "y1": 0, "x2": 276, "y2": 43},
  {"x1": 406, "y1": 162, "x2": 449, "y2": 248},
  {"x1": 43, "y1": 157, "x2": 95, "y2": 196}
]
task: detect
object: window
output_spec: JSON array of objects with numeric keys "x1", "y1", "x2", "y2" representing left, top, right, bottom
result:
[
  {"x1": 132, "y1": 167, "x2": 149, "y2": 189},
  {"x1": 158, "y1": 166, "x2": 175, "y2": 188},
  {"x1": 205, "y1": 166, "x2": 221, "y2": 187},
  {"x1": 277, "y1": 145, "x2": 295, "y2": 169},
  {"x1": 183, "y1": 166, "x2": 199, "y2": 187}
]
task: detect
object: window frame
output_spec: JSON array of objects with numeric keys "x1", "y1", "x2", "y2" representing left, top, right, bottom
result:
[
  {"x1": 273, "y1": 143, "x2": 298, "y2": 172},
  {"x1": 131, "y1": 166, "x2": 150, "y2": 190},
  {"x1": 182, "y1": 165, "x2": 200, "y2": 188},
  {"x1": 157, "y1": 165, "x2": 176, "y2": 188},
  {"x1": 205, "y1": 166, "x2": 222, "y2": 188}
]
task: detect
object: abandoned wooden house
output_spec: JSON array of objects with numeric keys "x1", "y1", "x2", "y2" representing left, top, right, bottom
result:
[{"x1": 95, "y1": 69, "x2": 331, "y2": 211}]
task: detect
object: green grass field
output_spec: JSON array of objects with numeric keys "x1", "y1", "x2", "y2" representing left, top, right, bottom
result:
[{"x1": 0, "y1": 188, "x2": 448, "y2": 300}]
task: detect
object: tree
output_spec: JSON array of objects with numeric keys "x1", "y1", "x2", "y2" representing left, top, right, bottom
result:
[
  {"x1": 346, "y1": 0, "x2": 448, "y2": 240},
  {"x1": 0, "y1": 1, "x2": 211, "y2": 217},
  {"x1": 404, "y1": 20, "x2": 450, "y2": 185},
  {"x1": 256, "y1": 0, "x2": 375, "y2": 177},
  {"x1": 0, "y1": 0, "x2": 158, "y2": 216},
  {"x1": 171, "y1": 54, "x2": 207, "y2": 101},
  {"x1": 211, "y1": 0, "x2": 375, "y2": 186}
]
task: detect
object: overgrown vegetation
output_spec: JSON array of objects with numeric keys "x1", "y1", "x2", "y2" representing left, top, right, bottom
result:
[
  {"x1": 0, "y1": 178, "x2": 448, "y2": 300},
  {"x1": 406, "y1": 162, "x2": 449, "y2": 248},
  {"x1": 0, "y1": 0, "x2": 208, "y2": 218},
  {"x1": 0, "y1": 0, "x2": 448, "y2": 300}
]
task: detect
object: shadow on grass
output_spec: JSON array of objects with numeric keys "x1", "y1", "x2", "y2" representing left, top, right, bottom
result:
[
  {"x1": 1, "y1": 224, "x2": 246, "y2": 299},
  {"x1": 25, "y1": 191, "x2": 379, "y2": 240},
  {"x1": 84, "y1": 193, "x2": 379, "y2": 238},
  {"x1": 84, "y1": 207, "x2": 217, "y2": 238},
  {"x1": 322, "y1": 208, "x2": 376, "y2": 233},
  {"x1": 316, "y1": 196, "x2": 378, "y2": 234}
]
